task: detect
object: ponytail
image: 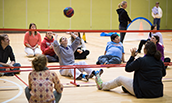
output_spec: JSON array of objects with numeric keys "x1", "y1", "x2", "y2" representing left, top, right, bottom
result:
[
  {"x1": 118, "y1": 3, "x2": 121, "y2": 8},
  {"x1": 118, "y1": 1, "x2": 127, "y2": 8},
  {"x1": 154, "y1": 51, "x2": 161, "y2": 61}
]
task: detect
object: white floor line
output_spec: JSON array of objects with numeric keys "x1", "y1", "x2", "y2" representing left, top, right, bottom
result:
[{"x1": 0, "y1": 78, "x2": 23, "y2": 103}]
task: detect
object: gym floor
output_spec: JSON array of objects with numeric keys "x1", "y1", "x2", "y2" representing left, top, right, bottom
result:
[{"x1": 0, "y1": 32, "x2": 172, "y2": 103}]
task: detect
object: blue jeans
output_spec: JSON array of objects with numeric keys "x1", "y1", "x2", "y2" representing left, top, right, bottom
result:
[
  {"x1": 0, "y1": 63, "x2": 21, "y2": 75},
  {"x1": 46, "y1": 55, "x2": 59, "y2": 62},
  {"x1": 119, "y1": 26, "x2": 127, "y2": 43},
  {"x1": 153, "y1": 18, "x2": 161, "y2": 30},
  {"x1": 25, "y1": 87, "x2": 62, "y2": 103},
  {"x1": 97, "y1": 55, "x2": 121, "y2": 64}
]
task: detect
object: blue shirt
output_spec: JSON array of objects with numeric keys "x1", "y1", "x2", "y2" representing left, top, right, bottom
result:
[{"x1": 105, "y1": 41, "x2": 124, "y2": 59}]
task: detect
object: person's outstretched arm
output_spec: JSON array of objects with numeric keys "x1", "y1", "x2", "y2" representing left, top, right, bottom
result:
[
  {"x1": 125, "y1": 48, "x2": 140, "y2": 72},
  {"x1": 52, "y1": 34, "x2": 61, "y2": 54},
  {"x1": 68, "y1": 32, "x2": 80, "y2": 51}
]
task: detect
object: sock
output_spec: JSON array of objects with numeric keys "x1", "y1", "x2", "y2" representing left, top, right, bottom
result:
[
  {"x1": 95, "y1": 71, "x2": 99, "y2": 75},
  {"x1": 82, "y1": 74, "x2": 86, "y2": 78}
]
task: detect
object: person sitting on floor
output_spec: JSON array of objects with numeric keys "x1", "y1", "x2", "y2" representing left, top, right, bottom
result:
[
  {"x1": 96, "y1": 34, "x2": 125, "y2": 65},
  {"x1": 0, "y1": 34, "x2": 21, "y2": 76},
  {"x1": 95, "y1": 41, "x2": 166, "y2": 98},
  {"x1": 52, "y1": 32, "x2": 103, "y2": 81},
  {"x1": 150, "y1": 35, "x2": 171, "y2": 69},
  {"x1": 24, "y1": 23, "x2": 42, "y2": 57},
  {"x1": 41, "y1": 31, "x2": 59, "y2": 62},
  {"x1": 68, "y1": 32, "x2": 90, "y2": 59},
  {"x1": 25, "y1": 54, "x2": 63, "y2": 103},
  {"x1": 137, "y1": 25, "x2": 163, "y2": 53}
]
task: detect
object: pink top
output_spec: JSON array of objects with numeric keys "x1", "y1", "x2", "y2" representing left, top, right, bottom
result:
[
  {"x1": 24, "y1": 31, "x2": 42, "y2": 47},
  {"x1": 28, "y1": 70, "x2": 63, "y2": 103}
]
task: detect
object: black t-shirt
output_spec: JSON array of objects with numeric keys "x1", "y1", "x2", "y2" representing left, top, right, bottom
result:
[{"x1": 0, "y1": 44, "x2": 15, "y2": 63}]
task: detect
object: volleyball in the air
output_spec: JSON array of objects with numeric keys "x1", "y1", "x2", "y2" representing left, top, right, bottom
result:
[{"x1": 63, "y1": 7, "x2": 74, "y2": 18}]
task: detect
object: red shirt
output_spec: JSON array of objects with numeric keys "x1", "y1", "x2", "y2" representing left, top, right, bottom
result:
[
  {"x1": 24, "y1": 31, "x2": 42, "y2": 47},
  {"x1": 41, "y1": 37, "x2": 55, "y2": 56}
]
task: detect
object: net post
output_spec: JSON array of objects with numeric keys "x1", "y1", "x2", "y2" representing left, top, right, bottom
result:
[{"x1": 70, "y1": 67, "x2": 80, "y2": 87}]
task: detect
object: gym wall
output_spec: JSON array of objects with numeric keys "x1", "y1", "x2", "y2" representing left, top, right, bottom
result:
[{"x1": 0, "y1": 0, "x2": 171, "y2": 30}]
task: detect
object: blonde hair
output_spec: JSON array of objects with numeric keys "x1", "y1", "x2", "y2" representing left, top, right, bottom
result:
[
  {"x1": 32, "y1": 54, "x2": 48, "y2": 71},
  {"x1": 118, "y1": 1, "x2": 127, "y2": 8}
]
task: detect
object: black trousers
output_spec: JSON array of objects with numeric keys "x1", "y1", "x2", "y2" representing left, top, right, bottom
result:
[
  {"x1": 137, "y1": 39, "x2": 150, "y2": 53},
  {"x1": 74, "y1": 48, "x2": 90, "y2": 59},
  {"x1": 119, "y1": 26, "x2": 127, "y2": 43}
]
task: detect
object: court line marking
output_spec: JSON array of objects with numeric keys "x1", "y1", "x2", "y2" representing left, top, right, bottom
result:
[{"x1": 0, "y1": 78, "x2": 23, "y2": 103}]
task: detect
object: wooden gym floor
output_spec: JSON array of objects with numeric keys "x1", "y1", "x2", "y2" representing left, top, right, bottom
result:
[{"x1": 0, "y1": 32, "x2": 172, "y2": 103}]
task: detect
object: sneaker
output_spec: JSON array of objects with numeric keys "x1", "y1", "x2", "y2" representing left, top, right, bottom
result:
[
  {"x1": 85, "y1": 75, "x2": 89, "y2": 81},
  {"x1": 76, "y1": 74, "x2": 82, "y2": 80},
  {"x1": 89, "y1": 71, "x2": 96, "y2": 78},
  {"x1": 14, "y1": 72, "x2": 20, "y2": 75},
  {"x1": 0, "y1": 73, "x2": 4, "y2": 77},
  {"x1": 95, "y1": 74, "x2": 103, "y2": 90},
  {"x1": 122, "y1": 86, "x2": 129, "y2": 93},
  {"x1": 79, "y1": 74, "x2": 89, "y2": 81},
  {"x1": 4, "y1": 73, "x2": 14, "y2": 76},
  {"x1": 99, "y1": 69, "x2": 103, "y2": 76},
  {"x1": 96, "y1": 61, "x2": 100, "y2": 65},
  {"x1": 95, "y1": 69, "x2": 104, "y2": 76}
]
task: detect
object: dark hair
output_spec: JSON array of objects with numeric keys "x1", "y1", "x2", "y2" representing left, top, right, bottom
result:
[
  {"x1": 149, "y1": 25, "x2": 156, "y2": 37},
  {"x1": 156, "y1": 2, "x2": 159, "y2": 4},
  {"x1": 111, "y1": 34, "x2": 118, "y2": 41},
  {"x1": 144, "y1": 41, "x2": 161, "y2": 60},
  {"x1": 0, "y1": 34, "x2": 8, "y2": 44},
  {"x1": 71, "y1": 32, "x2": 82, "y2": 45},
  {"x1": 29, "y1": 23, "x2": 37, "y2": 36},
  {"x1": 153, "y1": 35, "x2": 159, "y2": 43},
  {"x1": 151, "y1": 24, "x2": 156, "y2": 30},
  {"x1": 32, "y1": 55, "x2": 48, "y2": 71}
]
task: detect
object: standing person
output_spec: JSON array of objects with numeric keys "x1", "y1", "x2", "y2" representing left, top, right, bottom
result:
[
  {"x1": 152, "y1": 2, "x2": 162, "y2": 30},
  {"x1": 41, "y1": 31, "x2": 59, "y2": 62},
  {"x1": 25, "y1": 54, "x2": 63, "y2": 103},
  {"x1": 68, "y1": 32, "x2": 90, "y2": 59},
  {"x1": 0, "y1": 34, "x2": 21, "y2": 76},
  {"x1": 24, "y1": 23, "x2": 42, "y2": 57},
  {"x1": 96, "y1": 34, "x2": 125, "y2": 65},
  {"x1": 150, "y1": 35, "x2": 171, "y2": 69},
  {"x1": 95, "y1": 41, "x2": 166, "y2": 98},
  {"x1": 52, "y1": 32, "x2": 103, "y2": 81},
  {"x1": 116, "y1": 1, "x2": 132, "y2": 43},
  {"x1": 137, "y1": 25, "x2": 163, "y2": 53}
]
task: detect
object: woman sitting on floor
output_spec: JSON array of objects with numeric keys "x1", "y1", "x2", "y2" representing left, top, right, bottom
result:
[
  {"x1": 95, "y1": 41, "x2": 166, "y2": 98},
  {"x1": 68, "y1": 32, "x2": 90, "y2": 59},
  {"x1": 25, "y1": 54, "x2": 63, "y2": 103}
]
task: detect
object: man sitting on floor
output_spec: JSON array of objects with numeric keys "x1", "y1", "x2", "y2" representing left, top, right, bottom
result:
[
  {"x1": 96, "y1": 34, "x2": 125, "y2": 64},
  {"x1": 0, "y1": 34, "x2": 21, "y2": 76}
]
